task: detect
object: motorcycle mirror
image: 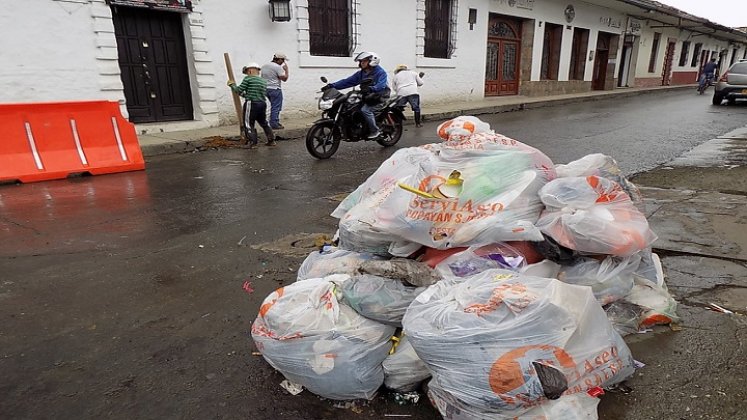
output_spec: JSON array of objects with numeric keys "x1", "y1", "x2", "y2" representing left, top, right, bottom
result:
[{"x1": 320, "y1": 76, "x2": 328, "y2": 83}]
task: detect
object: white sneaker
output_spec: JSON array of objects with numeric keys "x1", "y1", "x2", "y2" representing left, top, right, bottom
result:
[{"x1": 367, "y1": 130, "x2": 381, "y2": 139}]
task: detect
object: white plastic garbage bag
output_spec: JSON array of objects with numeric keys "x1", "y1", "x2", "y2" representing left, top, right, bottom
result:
[
  {"x1": 428, "y1": 386, "x2": 601, "y2": 420},
  {"x1": 251, "y1": 277, "x2": 396, "y2": 400},
  {"x1": 403, "y1": 269, "x2": 634, "y2": 416},
  {"x1": 332, "y1": 147, "x2": 434, "y2": 219},
  {"x1": 557, "y1": 254, "x2": 641, "y2": 305},
  {"x1": 376, "y1": 141, "x2": 552, "y2": 248},
  {"x1": 383, "y1": 335, "x2": 431, "y2": 392},
  {"x1": 555, "y1": 153, "x2": 643, "y2": 207},
  {"x1": 333, "y1": 116, "x2": 557, "y2": 253},
  {"x1": 297, "y1": 247, "x2": 381, "y2": 281},
  {"x1": 341, "y1": 274, "x2": 425, "y2": 326},
  {"x1": 536, "y1": 175, "x2": 657, "y2": 256},
  {"x1": 624, "y1": 274, "x2": 679, "y2": 327}
]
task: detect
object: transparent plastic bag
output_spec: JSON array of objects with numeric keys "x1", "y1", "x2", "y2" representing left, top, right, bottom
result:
[
  {"x1": 341, "y1": 274, "x2": 425, "y2": 326},
  {"x1": 297, "y1": 247, "x2": 382, "y2": 281},
  {"x1": 624, "y1": 274, "x2": 679, "y2": 327},
  {"x1": 435, "y1": 243, "x2": 528, "y2": 279},
  {"x1": 251, "y1": 277, "x2": 396, "y2": 400},
  {"x1": 604, "y1": 301, "x2": 646, "y2": 336},
  {"x1": 536, "y1": 176, "x2": 657, "y2": 256},
  {"x1": 403, "y1": 269, "x2": 634, "y2": 415},
  {"x1": 555, "y1": 153, "x2": 643, "y2": 206},
  {"x1": 383, "y1": 335, "x2": 431, "y2": 392},
  {"x1": 557, "y1": 254, "x2": 641, "y2": 305},
  {"x1": 377, "y1": 145, "x2": 549, "y2": 248},
  {"x1": 428, "y1": 385, "x2": 600, "y2": 420}
]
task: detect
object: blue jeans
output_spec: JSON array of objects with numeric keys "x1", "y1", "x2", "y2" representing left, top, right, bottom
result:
[
  {"x1": 397, "y1": 94, "x2": 421, "y2": 112},
  {"x1": 266, "y1": 89, "x2": 283, "y2": 128},
  {"x1": 361, "y1": 104, "x2": 379, "y2": 134}
]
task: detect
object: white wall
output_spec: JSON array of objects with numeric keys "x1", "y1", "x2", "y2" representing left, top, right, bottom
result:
[
  {"x1": 0, "y1": 0, "x2": 102, "y2": 103},
  {"x1": 2, "y1": 0, "x2": 745, "y2": 127}
]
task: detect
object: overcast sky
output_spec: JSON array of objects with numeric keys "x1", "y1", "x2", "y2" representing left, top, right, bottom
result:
[{"x1": 657, "y1": 0, "x2": 747, "y2": 27}]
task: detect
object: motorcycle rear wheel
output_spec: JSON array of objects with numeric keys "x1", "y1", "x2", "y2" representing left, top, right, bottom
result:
[
  {"x1": 376, "y1": 114, "x2": 403, "y2": 147},
  {"x1": 306, "y1": 122, "x2": 340, "y2": 159}
]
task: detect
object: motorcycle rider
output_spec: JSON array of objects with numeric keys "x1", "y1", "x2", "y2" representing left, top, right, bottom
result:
[
  {"x1": 699, "y1": 57, "x2": 718, "y2": 91},
  {"x1": 325, "y1": 52, "x2": 390, "y2": 139}
]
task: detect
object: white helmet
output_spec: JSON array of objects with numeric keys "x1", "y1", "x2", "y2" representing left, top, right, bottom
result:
[{"x1": 354, "y1": 51, "x2": 380, "y2": 67}]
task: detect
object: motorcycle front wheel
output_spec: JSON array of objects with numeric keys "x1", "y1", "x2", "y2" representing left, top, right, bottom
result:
[
  {"x1": 376, "y1": 114, "x2": 403, "y2": 147},
  {"x1": 306, "y1": 121, "x2": 340, "y2": 159}
]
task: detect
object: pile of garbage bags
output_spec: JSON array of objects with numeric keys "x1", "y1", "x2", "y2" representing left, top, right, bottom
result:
[{"x1": 251, "y1": 116, "x2": 679, "y2": 419}]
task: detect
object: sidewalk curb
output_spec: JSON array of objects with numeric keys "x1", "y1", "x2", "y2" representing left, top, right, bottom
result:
[{"x1": 141, "y1": 85, "x2": 695, "y2": 158}]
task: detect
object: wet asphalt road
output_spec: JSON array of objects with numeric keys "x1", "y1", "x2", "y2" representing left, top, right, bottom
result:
[{"x1": 1, "y1": 90, "x2": 746, "y2": 420}]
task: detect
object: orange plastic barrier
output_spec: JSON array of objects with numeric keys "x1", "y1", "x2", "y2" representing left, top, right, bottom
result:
[{"x1": 0, "y1": 101, "x2": 145, "y2": 183}]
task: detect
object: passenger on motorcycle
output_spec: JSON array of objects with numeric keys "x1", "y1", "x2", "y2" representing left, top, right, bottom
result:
[
  {"x1": 325, "y1": 52, "x2": 390, "y2": 139},
  {"x1": 699, "y1": 57, "x2": 718, "y2": 91}
]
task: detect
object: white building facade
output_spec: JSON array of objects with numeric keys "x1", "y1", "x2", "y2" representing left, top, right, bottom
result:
[{"x1": 1, "y1": 0, "x2": 745, "y2": 132}]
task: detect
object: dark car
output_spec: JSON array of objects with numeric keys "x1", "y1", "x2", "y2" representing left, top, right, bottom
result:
[{"x1": 713, "y1": 60, "x2": 747, "y2": 105}]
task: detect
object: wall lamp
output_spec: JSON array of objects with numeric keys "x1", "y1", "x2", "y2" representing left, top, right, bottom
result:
[
  {"x1": 269, "y1": 0, "x2": 292, "y2": 22},
  {"x1": 468, "y1": 8, "x2": 477, "y2": 30}
]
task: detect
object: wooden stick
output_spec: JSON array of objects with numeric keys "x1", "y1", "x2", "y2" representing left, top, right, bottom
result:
[{"x1": 224, "y1": 52, "x2": 245, "y2": 139}]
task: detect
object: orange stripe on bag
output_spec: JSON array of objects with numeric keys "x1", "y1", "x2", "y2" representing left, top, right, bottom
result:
[
  {"x1": 259, "y1": 287, "x2": 285, "y2": 318},
  {"x1": 489, "y1": 345, "x2": 576, "y2": 401}
]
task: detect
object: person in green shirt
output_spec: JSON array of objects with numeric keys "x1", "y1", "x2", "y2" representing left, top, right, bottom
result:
[{"x1": 228, "y1": 63, "x2": 276, "y2": 148}]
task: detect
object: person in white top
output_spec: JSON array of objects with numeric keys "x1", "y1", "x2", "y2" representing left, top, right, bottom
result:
[
  {"x1": 392, "y1": 64, "x2": 425, "y2": 127},
  {"x1": 260, "y1": 53, "x2": 289, "y2": 129}
]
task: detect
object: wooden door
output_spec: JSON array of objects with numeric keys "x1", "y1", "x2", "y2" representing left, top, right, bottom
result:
[
  {"x1": 592, "y1": 33, "x2": 611, "y2": 90},
  {"x1": 112, "y1": 6, "x2": 193, "y2": 123},
  {"x1": 485, "y1": 15, "x2": 521, "y2": 96},
  {"x1": 661, "y1": 40, "x2": 676, "y2": 86}
]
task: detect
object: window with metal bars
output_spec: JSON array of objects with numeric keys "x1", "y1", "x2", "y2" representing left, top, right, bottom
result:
[
  {"x1": 424, "y1": 0, "x2": 456, "y2": 59},
  {"x1": 678, "y1": 41, "x2": 690, "y2": 67},
  {"x1": 308, "y1": 0, "x2": 352, "y2": 57},
  {"x1": 691, "y1": 43, "x2": 702, "y2": 67}
]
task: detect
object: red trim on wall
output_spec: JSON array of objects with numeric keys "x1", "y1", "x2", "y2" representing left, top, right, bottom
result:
[
  {"x1": 671, "y1": 71, "x2": 698, "y2": 85},
  {"x1": 634, "y1": 77, "x2": 662, "y2": 87}
]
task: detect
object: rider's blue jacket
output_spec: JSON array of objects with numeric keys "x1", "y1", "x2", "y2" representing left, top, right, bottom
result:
[
  {"x1": 330, "y1": 65, "x2": 389, "y2": 93},
  {"x1": 702, "y1": 61, "x2": 718, "y2": 76}
]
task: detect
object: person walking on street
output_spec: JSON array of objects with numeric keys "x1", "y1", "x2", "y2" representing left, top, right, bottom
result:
[
  {"x1": 261, "y1": 53, "x2": 289, "y2": 130},
  {"x1": 228, "y1": 63, "x2": 276, "y2": 148},
  {"x1": 392, "y1": 64, "x2": 424, "y2": 127},
  {"x1": 325, "y1": 51, "x2": 389, "y2": 139}
]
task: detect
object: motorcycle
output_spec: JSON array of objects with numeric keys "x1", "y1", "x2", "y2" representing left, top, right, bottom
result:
[
  {"x1": 698, "y1": 73, "x2": 715, "y2": 94},
  {"x1": 305, "y1": 77, "x2": 405, "y2": 159}
]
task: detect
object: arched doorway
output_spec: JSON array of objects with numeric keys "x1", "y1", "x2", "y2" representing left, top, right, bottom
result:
[{"x1": 485, "y1": 14, "x2": 522, "y2": 96}]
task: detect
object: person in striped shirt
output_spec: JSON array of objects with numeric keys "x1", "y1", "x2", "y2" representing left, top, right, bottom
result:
[{"x1": 228, "y1": 63, "x2": 276, "y2": 148}]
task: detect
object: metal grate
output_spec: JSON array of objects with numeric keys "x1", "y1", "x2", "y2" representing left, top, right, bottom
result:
[{"x1": 308, "y1": 0, "x2": 351, "y2": 57}]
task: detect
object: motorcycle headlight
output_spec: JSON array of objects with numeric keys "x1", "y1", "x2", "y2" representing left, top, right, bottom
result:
[{"x1": 319, "y1": 99, "x2": 335, "y2": 110}]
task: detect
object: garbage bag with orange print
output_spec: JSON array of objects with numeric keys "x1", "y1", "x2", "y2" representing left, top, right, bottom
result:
[
  {"x1": 373, "y1": 138, "x2": 555, "y2": 249},
  {"x1": 554, "y1": 153, "x2": 644, "y2": 210},
  {"x1": 428, "y1": 387, "x2": 602, "y2": 420},
  {"x1": 536, "y1": 175, "x2": 657, "y2": 256},
  {"x1": 402, "y1": 269, "x2": 634, "y2": 418},
  {"x1": 332, "y1": 116, "x2": 556, "y2": 255},
  {"x1": 251, "y1": 276, "x2": 396, "y2": 400}
]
